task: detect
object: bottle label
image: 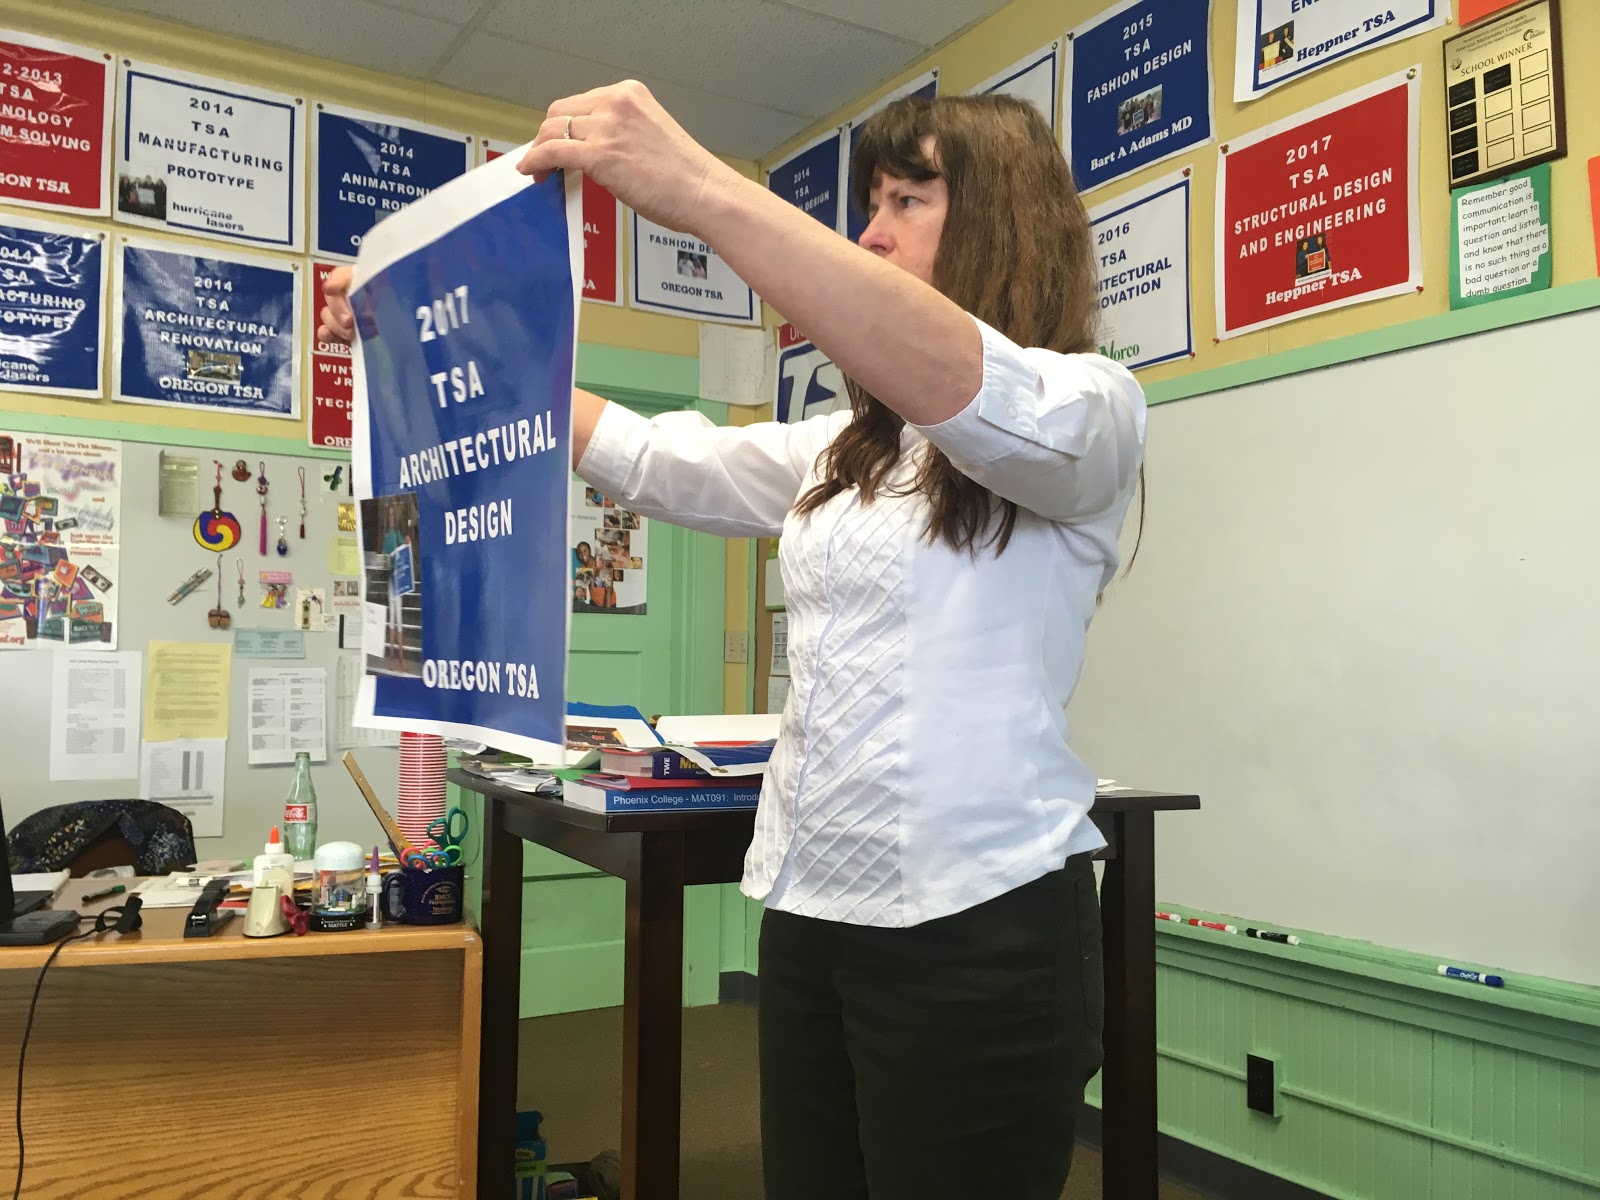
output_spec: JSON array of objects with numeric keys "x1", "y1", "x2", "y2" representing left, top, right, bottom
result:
[{"x1": 285, "y1": 804, "x2": 309, "y2": 822}]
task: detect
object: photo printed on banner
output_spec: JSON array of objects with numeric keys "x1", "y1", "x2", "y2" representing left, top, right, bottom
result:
[
  {"x1": 114, "y1": 60, "x2": 303, "y2": 250},
  {"x1": 0, "y1": 215, "x2": 108, "y2": 397}
]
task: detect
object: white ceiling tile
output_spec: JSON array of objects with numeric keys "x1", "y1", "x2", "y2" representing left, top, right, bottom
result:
[
  {"x1": 367, "y1": 0, "x2": 487, "y2": 23},
  {"x1": 435, "y1": 31, "x2": 806, "y2": 158},
  {"x1": 775, "y1": 0, "x2": 1008, "y2": 46},
  {"x1": 482, "y1": 0, "x2": 915, "y2": 118},
  {"x1": 93, "y1": 0, "x2": 461, "y2": 78}
]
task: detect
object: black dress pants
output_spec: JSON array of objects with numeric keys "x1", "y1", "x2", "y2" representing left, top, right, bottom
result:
[{"x1": 757, "y1": 852, "x2": 1104, "y2": 1199}]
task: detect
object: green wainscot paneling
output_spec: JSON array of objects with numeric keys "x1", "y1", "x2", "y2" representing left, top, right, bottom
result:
[{"x1": 1086, "y1": 915, "x2": 1600, "y2": 1200}]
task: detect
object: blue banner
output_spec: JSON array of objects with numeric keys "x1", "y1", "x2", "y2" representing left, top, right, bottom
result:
[
  {"x1": 352, "y1": 169, "x2": 574, "y2": 752},
  {"x1": 844, "y1": 72, "x2": 938, "y2": 244},
  {"x1": 114, "y1": 239, "x2": 299, "y2": 416},
  {"x1": 768, "y1": 129, "x2": 842, "y2": 231},
  {"x1": 1066, "y1": 0, "x2": 1213, "y2": 193},
  {"x1": 313, "y1": 105, "x2": 471, "y2": 261},
  {"x1": 0, "y1": 218, "x2": 106, "y2": 397}
]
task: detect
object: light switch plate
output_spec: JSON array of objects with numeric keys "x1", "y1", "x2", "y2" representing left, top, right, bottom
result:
[{"x1": 724, "y1": 630, "x2": 749, "y2": 664}]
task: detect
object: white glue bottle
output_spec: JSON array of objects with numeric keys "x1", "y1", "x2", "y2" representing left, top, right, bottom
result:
[{"x1": 253, "y1": 825, "x2": 297, "y2": 890}]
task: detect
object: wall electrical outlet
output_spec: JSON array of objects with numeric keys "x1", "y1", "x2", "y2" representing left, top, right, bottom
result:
[
  {"x1": 1247, "y1": 1054, "x2": 1281, "y2": 1118},
  {"x1": 723, "y1": 630, "x2": 749, "y2": 664}
]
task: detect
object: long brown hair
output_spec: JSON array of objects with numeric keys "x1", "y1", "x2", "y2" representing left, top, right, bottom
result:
[{"x1": 793, "y1": 93, "x2": 1112, "y2": 557}]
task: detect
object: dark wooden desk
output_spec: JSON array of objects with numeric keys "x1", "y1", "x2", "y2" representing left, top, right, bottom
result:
[{"x1": 452, "y1": 769, "x2": 1198, "y2": 1200}]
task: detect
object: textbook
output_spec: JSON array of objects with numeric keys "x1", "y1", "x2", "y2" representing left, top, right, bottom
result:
[
  {"x1": 562, "y1": 774, "x2": 762, "y2": 813},
  {"x1": 598, "y1": 742, "x2": 773, "y2": 780}
]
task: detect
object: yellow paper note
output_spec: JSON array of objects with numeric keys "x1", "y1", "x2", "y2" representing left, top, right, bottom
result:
[
  {"x1": 329, "y1": 536, "x2": 360, "y2": 576},
  {"x1": 144, "y1": 642, "x2": 232, "y2": 741}
]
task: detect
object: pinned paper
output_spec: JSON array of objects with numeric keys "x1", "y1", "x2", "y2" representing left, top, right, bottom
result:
[{"x1": 329, "y1": 535, "x2": 360, "y2": 575}]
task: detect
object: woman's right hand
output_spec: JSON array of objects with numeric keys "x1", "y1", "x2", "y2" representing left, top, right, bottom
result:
[{"x1": 317, "y1": 265, "x2": 356, "y2": 345}]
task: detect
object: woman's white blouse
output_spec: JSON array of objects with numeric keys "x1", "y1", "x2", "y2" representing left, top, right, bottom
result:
[{"x1": 578, "y1": 316, "x2": 1147, "y2": 927}]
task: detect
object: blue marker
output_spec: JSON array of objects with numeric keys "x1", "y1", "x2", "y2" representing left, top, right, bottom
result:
[{"x1": 1439, "y1": 964, "x2": 1504, "y2": 988}]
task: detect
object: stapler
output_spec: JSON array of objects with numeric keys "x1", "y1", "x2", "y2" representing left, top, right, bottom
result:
[{"x1": 183, "y1": 878, "x2": 236, "y2": 938}]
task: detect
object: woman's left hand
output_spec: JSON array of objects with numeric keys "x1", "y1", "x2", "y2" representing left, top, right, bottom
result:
[{"x1": 517, "y1": 80, "x2": 744, "y2": 238}]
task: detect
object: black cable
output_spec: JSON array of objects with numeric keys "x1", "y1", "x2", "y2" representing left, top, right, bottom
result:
[
  {"x1": 13, "y1": 929, "x2": 93, "y2": 1200},
  {"x1": 14, "y1": 901, "x2": 140, "y2": 1200}
]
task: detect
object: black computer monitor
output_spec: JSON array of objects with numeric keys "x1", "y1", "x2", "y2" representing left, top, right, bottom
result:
[{"x1": 0, "y1": 796, "x2": 51, "y2": 921}]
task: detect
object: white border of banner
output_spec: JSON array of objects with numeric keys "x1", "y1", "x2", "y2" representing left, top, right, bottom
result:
[
  {"x1": 1064, "y1": 0, "x2": 1217, "y2": 194},
  {"x1": 971, "y1": 41, "x2": 1062, "y2": 136},
  {"x1": 839, "y1": 68, "x2": 940, "y2": 237},
  {"x1": 109, "y1": 231, "x2": 303, "y2": 418},
  {"x1": 1215, "y1": 67, "x2": 1423, "y2": 340},
  {"x1": 1233, "y1": 0, "x2": 1445, "y2": 102},
  {"x1": 481, "y1": 138, "x2": 623, "y2": 308},
  {"x1": 0, "y1": 212, "x2": 110, "y2": 399},
  {"x1": 0, "y1": 29, "x2": 115, "y2": 216},
  {"x1": 310, "y1": 100, "x2": 473, "y2": 264},
  {"x1": 113, "y1": 58, "x2": 305, "y2": 252},
  {"x1": 349, "y1": 148, "x2": 581, "y2": 761},
  {"x1": 1087, "y1": 166, "x2": 1195, "y2": 370}
]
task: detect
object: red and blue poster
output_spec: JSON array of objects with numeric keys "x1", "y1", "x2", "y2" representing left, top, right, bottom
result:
[
  {"x1": 0, "y1": 30, "x2": 113, "y2": 215},
  {"x1": 482, "y1": 139, "x2": 621, "y2": 306},
  {"x1": 775, "y1": 323, "x2": 845, "y2": 425},
  {"x1": 312, "y1": 103, "x2": 472, "y2": 262},
  {"x1": 1216, "y1": 69, "x2": 1421, "y2": 339},
  {"x1": 1065, "y1": 0, "x2": 1213, "y2": 193},
  {"x1": 350, "y1": 153, "x2": 579, "y2": 758}
]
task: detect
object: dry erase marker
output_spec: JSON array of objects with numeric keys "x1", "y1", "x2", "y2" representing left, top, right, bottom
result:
[
  {"x1": 81, "y1": 884, "x2": 126, "y2": 904},
  {"x1": 1439, "y1": 965, "x2": 1504, "y2": 988},
  {"x1": 1187, "y1": 919, "x2": 1237, "y2": 934},
  {"x1": 1246, "y1": 928, "x2": 1300, "y2": 945},
  {"x1": 1155, "y1": 911, "x2": 1185, "y2": 924}
]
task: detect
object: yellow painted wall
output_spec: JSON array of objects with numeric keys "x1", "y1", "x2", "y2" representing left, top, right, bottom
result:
[
  {"x1": 759, "y1": 0, "x2": 1600, "y2": 382},
  {"x1": 0, "y1": 0, "x2": 756, "y2": 445}
]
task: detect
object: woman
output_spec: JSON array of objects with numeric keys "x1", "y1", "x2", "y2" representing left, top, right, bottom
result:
[{"x1": 321, "y1": 82, "x2": 1145, "y2": 1200}]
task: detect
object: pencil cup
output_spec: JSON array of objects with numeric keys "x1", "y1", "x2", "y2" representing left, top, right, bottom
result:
[{"x1": 381, "y1": 864, "x2": 463, "y2": 925}]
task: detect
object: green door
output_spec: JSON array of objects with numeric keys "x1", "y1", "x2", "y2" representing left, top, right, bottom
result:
[{"x1": 458, "y1": 383, "x2": 732, "y2": 1018}]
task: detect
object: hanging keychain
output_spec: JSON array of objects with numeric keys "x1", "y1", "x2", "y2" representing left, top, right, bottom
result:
[
  {"x1": 276, "y1": 515, "x2": 289, "y2": 556},
  {"x1": 208, "y1": 560, "x2": 231, "y2": 629},
  {"x1": 193, "y1": 461, "x2": 242, "y2": 552},
  {"x1": 236, "y1": 558, "x2": 246, "y2": 607},
  {"x1": 256, "y1": 461, "x2": 270, "y2": 555},
  {"x1": 298, "y1": 466, "x2": 307, "y2": 539}
]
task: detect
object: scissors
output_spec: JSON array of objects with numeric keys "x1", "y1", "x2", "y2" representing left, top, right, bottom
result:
[{"x1": 422, "y1": 806, "x2": 469, "y2": 867}]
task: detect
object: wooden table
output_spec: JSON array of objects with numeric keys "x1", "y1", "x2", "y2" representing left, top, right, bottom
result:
[
  {"x1": 0, "y1": 886, "x2": 482, "y2": 1199},
  {"x1": 455, "y1": 771, "x2": 1198, "y2": 1200}
]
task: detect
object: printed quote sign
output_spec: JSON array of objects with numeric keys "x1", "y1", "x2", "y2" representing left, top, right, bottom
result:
[
  {"x1": 1216, "y1": 69, "x2": 1421, "y2": 339},
  {"x1": 115, "y1": 61, "x2": 302, "y2": 250},
  {"x1": 0, "y1": 31, "x2": 113, "y2": 214}
]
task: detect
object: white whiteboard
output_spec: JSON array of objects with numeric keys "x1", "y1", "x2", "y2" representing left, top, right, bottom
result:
[
  {"x1": 1070, "y1": 307, "x2": 1600, "y2": 988},
  {"x1": 1, "y1": 441, "x2": 398, "y2": 862}
]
